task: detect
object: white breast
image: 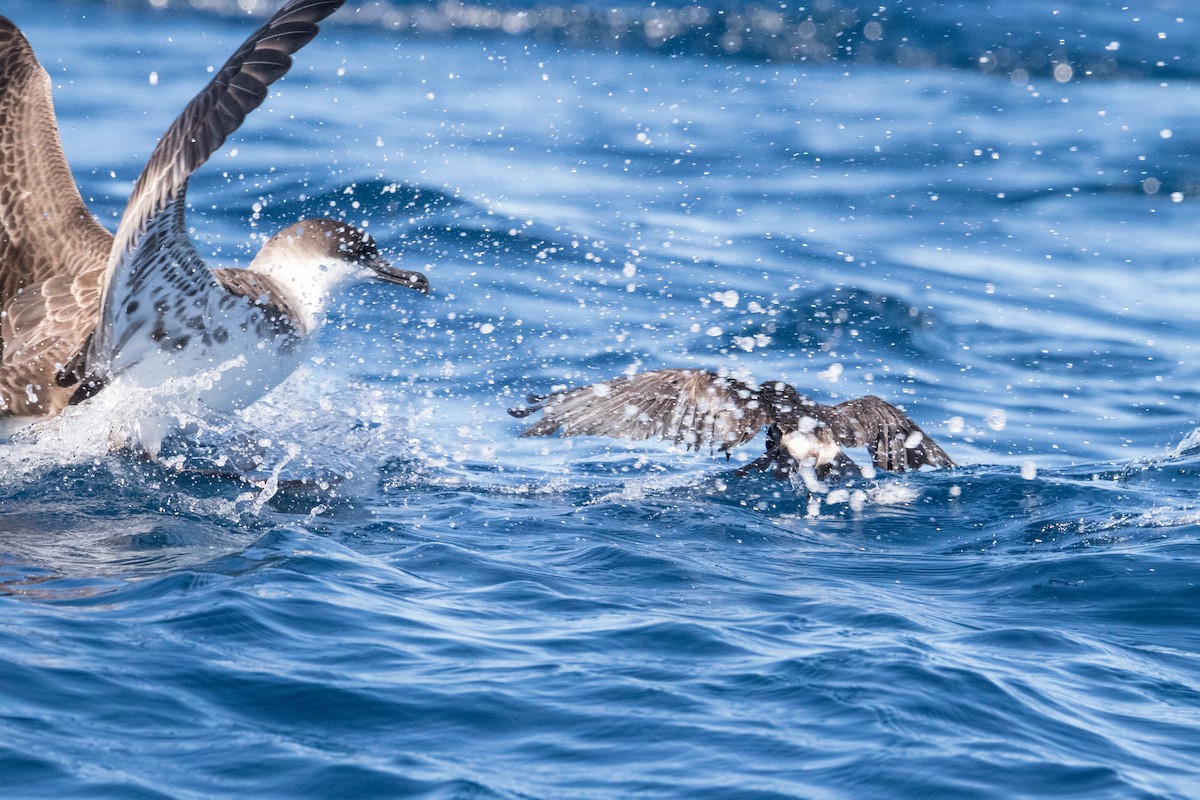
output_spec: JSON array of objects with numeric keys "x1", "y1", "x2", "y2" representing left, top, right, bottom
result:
[{"x1": 781, "y1": 428, "x2": 843, "y2": 467}]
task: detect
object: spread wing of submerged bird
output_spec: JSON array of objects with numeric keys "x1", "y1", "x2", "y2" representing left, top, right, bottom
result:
[{"x1": 509, "y1": 368, "x2": 955, "y2": 480}]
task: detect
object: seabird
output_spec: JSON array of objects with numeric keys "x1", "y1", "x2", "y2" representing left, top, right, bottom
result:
[
  {"x1": 509, "y1": 368, "x2": 955, "y2": 483},
  {"x1": 0, "y1": 0, "x2": 428, "y2": 454}
]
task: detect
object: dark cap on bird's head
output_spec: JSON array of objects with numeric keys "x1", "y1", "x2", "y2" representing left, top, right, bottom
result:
[{"x1": 270, "y1": 217, "x2": 429, "y2": 295}]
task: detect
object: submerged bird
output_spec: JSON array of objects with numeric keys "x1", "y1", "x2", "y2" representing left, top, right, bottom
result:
[
  {"x1": 510, "y1": 368, "x2": 955, "y2": 483},
  {"x1": 0, "y1": 0, "x2": 428, "y2": 453}
]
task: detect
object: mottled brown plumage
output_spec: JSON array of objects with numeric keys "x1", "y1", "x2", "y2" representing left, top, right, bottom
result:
[
  {"x1": 0, "y1": 15, "x2": 111, "y2": 417},
  {"x1": 510, "y1": 368, "x2": 955, "y2": 481}
]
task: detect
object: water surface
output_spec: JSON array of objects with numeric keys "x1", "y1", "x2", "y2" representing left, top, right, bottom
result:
[{"x1": 3, "y1": 1, "x2": 1200, "y2": 797}]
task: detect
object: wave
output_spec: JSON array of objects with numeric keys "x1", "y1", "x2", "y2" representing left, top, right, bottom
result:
[
  {"x1": 82, "y1": 0, "x2": 1199, "y2": 82},
  {"x1": 766, "y1": 286, "x2": 937, "y2": 356}
]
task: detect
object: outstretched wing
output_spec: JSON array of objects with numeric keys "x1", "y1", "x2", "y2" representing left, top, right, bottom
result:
[
  {"x1": 826, "y1": 395, "x2": 955, "y2": 472},
  {"x1": 72, "y1": 0, "x2": 344, "y2": 384},
  {"x1": 510, "y1": 368, "x2": 773, "y2": 454},
  {"x1": 0, "y1": 16, "x2": 113, "y2": 415}
]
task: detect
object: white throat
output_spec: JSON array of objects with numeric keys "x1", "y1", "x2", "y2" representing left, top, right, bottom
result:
[
  {"x1": 246, "y1": 249, "x2": 365, "y2": 334},
  {"x1": 782, "y1": 427, "x2": 842, "y2": 467}
]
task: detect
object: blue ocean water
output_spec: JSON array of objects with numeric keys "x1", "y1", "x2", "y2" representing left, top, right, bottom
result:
[{"x1": 3, "y1": 0, "x2": 1200, "y2": 797}]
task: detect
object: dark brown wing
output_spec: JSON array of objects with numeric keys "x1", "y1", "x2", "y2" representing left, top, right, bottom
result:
[
  {"x1": 77, "y1": 0, "x2": 344, "y2": 381},
  {"x1": 826, "y1": 395, "x2": 955, "y2": 472},
  {"x1": 510, "y1": 368, "x2": 773, "y2": 454},
  {"x1": 0, "y1": 16, "x2": 113, "y2": 415},
  {"x1": 211, "y1": 267, "x2": 302, "y2": 336}
]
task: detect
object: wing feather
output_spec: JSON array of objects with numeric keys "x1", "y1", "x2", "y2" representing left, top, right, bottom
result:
[
  {"x1": 510, "y1": 369, "x2": 772, "y2": 454},
  {"x1": 0, "y1": 16, "x2": 112, "y2": 414},
  {"x1": 828, "y1": 395, "x2": 955, "y2": 472}
]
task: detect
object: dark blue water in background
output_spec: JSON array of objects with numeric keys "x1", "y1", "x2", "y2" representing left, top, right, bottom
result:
[{"x1": 3, "y1": 0, "x2": 1200, "y2": 797}]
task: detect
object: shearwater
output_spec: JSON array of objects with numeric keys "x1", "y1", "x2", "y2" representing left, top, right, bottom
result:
[
  {"x1": 510, "y1": 368, "x2": 955, "y2": 488},
  {"x1": 0, "y1": 0, "x2": 428, "y2": 458}
]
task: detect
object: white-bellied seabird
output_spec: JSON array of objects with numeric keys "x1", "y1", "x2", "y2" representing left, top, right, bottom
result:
[
  {"x1": 0, "y1": 0, "x2": 428, "y2": 454},
  {"x1": 510, "y1": 368, "x2": 955, "y2": 482}
]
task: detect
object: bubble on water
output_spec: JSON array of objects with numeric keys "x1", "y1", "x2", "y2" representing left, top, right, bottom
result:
[
  {"x1": 818, "y1": 363, "x2": 843, "y2": 382},
  {"x1": 869, "y1": 484, "x2": 920, "y2": 506},
  {"x1": 732, "y1": 333, "x2": 771, "y2": 352},
  {"x1": 247, "y1": 441, "x2": 301, "y2": 515},
  {"x1": 826, "y1": 489, "x2": 850, "y2": 505},
  {"x1": 710, "y1": 290, "x2": 739, "y2": 308}
]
